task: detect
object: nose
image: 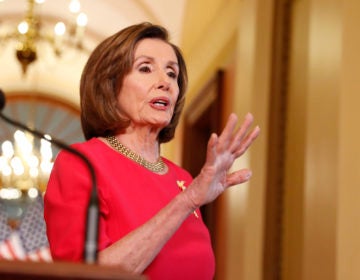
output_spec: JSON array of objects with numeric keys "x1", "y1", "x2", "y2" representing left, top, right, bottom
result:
[
  {"x1": 155, "y1": 71, "x2": 171, "y2": 91},
  {"x1": 157, "y1": 82, "x2": 170, "y2": 91}
]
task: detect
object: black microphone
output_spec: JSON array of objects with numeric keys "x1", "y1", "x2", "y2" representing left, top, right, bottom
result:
[{"x1": 0, "y1": 88, "x2": 99, "y2": 264}]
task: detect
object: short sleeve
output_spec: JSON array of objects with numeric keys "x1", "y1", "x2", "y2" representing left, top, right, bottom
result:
[{"x1": 44, "y1": 150, "x2": 92, "y2": 262}]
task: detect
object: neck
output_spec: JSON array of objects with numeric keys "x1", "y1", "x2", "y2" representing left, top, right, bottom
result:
[{"x1": 114, "y1": 129, "x2": 160, "y2": 163}]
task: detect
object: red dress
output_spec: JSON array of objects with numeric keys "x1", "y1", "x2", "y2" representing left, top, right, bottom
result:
[{"x1": 44, "y1": 138, "x2": 215, "y2": 279}]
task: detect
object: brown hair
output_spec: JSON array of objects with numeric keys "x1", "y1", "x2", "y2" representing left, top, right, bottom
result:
[{"x1": 80, "y1": 22, "x2": 188, "y2": 143}]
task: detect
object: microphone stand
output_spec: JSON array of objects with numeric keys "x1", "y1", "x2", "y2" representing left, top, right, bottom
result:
[{"x1": 0, "y1": 110, "x2": 99, "y2": 264}]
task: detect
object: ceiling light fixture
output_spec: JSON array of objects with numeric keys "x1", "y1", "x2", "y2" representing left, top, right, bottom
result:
[{"x1": 0, "y1": 0, "x2": 88, "y2": 75}]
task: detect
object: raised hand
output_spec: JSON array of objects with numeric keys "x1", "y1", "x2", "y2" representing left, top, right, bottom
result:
[{"x1": 184, "y1": 113, "x2": 260, "y2": 209}]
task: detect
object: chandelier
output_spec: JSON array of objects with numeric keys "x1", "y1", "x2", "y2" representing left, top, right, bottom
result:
[
  {"x1": 0, "y1": 0, "x2": 88, "y2": 74},
  {"x1": 0, "y1": 129, "x2": 53, "y2": 225},
  {"x1": 0, "y1": 130, "x2": 53, "y2": 195}
]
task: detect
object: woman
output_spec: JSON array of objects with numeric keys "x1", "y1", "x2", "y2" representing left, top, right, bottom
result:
[{"x1": 44, "y1": 22, "x2": 260, "y2": 279}]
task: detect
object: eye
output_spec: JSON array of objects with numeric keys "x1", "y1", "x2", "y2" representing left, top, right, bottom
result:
[
  {"x1": 166, "y1": 66, "x2": 178, "y2": 79},
  {"x1": 167, "y1": 71, "x2": 177, "y2": 79},
  {"x1": 139, "y1": 64, "x2": 152, "y2": 73}
]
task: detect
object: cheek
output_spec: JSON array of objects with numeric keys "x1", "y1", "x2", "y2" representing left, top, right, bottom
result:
[
  {"x1": 173, "y1": 88, "x2": 180, "y2": 105},
  {"x1": 171, "y1": 93, "x2": 180, "y2": 114},
  {"x1": 120, "y1": 82, "x2": 147, "y2": 104}
]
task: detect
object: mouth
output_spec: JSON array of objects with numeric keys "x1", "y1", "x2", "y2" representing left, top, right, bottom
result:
[{"x1": 150, "y1": 97, "x2": 170, "y2": 109}]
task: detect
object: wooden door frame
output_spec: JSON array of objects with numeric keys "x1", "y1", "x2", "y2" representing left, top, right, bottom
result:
[
  {"x1": 181, "y1": 71, "x2": 226, "y2": 279},
  {"x1": 262, "y1": 1, "x2": 292, "y2": 279}
]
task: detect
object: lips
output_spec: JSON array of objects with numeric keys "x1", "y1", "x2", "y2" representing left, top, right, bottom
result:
[{"x1": 150, "y1": 97, "x2": 170, "y2": 110}]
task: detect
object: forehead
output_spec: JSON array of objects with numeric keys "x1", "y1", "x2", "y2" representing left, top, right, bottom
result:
[{"x1": 134, "y1": 38, "x2": 178, "y2": 62}]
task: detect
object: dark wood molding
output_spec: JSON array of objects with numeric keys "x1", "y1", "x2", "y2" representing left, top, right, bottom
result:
[
  {"x1": 0, "y1": 259, "x2": 146, "y2": 280},
  {"x1": 5, "y1": 91, "x2": 80, "y2": 115},
  {"x1": 182, "y1": 70, "x2": 226, "y2": 279},
  {"x1": 262, "y1": 1, "x2": 292, "y2": 280}
]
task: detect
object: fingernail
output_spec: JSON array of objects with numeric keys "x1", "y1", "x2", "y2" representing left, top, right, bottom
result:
[
  {"x1": 246, "y1": 171, "x2": 252, "y2": 180},
  {"x1": 246, "y1": 112, "x2": 253, "y2": 119}
]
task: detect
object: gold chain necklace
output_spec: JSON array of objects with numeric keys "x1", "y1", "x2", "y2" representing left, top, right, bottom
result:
[{"x1": 106, "y1": 135, "x2": 166, "y2": 173}]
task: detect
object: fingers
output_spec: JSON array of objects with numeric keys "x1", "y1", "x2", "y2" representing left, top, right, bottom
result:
[
  {"x1": 225, "y1": 169, "x2": 253, "y2": 188},
  {"x1": 204, "y1": 133, "x2": 218, "y2": 165},
  {"x1": 205, "y1": 112, "x2": 260, "y2": 166},
  {"x1": 233, "y1": 125, "x2": 260, "y2": 157},
  {"x1": 228, "y1": 113, "x2": 254, "y2": 152},
  {"x1": 216, "y1": 113, "x2": 238, "y2": 151}
]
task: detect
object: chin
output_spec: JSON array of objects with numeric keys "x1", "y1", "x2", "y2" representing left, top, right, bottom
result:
[
  {"x1": 151, "y1": 118, "x2": 171, "y2": 128},
  {"x1": 157, "y1": 120, "x2": 171, "y2": 128},
  {"x1": 144, "y1": 112, "x2": 172, "y2": 128}
]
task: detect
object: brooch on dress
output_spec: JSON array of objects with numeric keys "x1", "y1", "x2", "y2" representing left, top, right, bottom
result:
[{"x1": 176, "y1": 180, "x2": 199, "y2": 218}]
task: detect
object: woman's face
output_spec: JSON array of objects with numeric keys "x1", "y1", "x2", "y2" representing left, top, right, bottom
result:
[{"x1": 117, "y1": 38, "x2": 180, "y2": 131}]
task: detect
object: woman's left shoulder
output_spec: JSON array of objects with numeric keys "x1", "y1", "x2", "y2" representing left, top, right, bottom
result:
[
  {"x1": 162, "y1": 158, "x2": 193, "y2": 179},
  {"x1": 162, "y1": 157, "x2": 182, "y2": 170}
]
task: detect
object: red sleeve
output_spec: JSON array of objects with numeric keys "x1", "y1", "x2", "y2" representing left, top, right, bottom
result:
[{"x1": 44, "y1": 149, "x2": 93, "y2": 262}]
